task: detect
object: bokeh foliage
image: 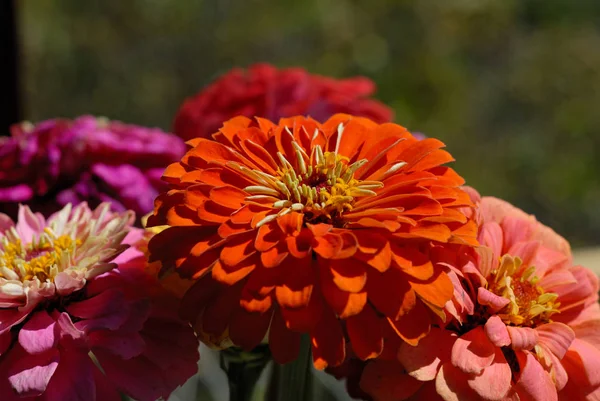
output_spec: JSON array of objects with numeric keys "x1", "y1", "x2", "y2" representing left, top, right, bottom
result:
[{"x1": 18, "y1": 0, "x2": 600, "y2": 246}]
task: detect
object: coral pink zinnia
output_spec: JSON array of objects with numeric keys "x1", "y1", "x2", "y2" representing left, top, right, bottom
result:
[
  {"x1": 148, "y1": 114, "x2": 477, "y2": 369},
  {"x1": 360, "y1": 192, "x2": 600, "y2": 401},
  {"x1": 173, "y1": 63, "x2": 394, "y2": 140},
  {"x1": 0, "y1": 203, "x2": 199, "y2": 400}
]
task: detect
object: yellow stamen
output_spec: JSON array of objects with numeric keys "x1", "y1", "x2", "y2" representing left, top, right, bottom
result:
[{"x1": 489, "y1": 255, "x2": 560, "y2": 327}]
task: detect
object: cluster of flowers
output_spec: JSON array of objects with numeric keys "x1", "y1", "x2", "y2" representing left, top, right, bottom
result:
[{"x1": 1, "y1": 64, "x2": 598, "y2": 401}]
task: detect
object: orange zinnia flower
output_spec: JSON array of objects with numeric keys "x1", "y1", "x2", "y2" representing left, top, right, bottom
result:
[{"x1": 147, "y1": 114, "x2": 477, "y2": 369}]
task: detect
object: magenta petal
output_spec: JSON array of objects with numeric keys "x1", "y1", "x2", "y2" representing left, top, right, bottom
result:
[
  {"x1": 8, "y1": 350, "x2": 59, "y2": 396},
  {"x1": 42, "y1": 350, "x2": 95, "y2": 401},
  {"x1": 92, "y1": 364, "x2": 121, "y2": 401},
  {"x1": 507, "y1": 326, "x2": 538, "y2": 350},
  {"x1": 55, "y1": 312, "x2": 86, "y2": 348},
  {"x1": 536, "y1": 322, "x2": 575, "y2": 360},
  {"x1": 94, "y1": 350, "x2": 172, "y2": 401},
  {"x1": 89, "y1": 331, "x2": 146, "y2": 360},
  {"x1": 18, "y1": 311, "x2": 57, "y2": 355},
  {"x1": 451, "y1": 327, "x2": 495, "y2": 374},
  {"x1": 66, "y1": 288, "x2": 129, "y2": 331},
  {"x1": 484, "y1": 316, "x2": 511, "y2": 347},
  {"x1": 477, "y1": 287, "x2": 509, "y2": 312}
]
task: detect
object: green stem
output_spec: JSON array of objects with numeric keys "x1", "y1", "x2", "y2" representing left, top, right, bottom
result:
[
  {"x1": 220, "y1": 345, "x2": 271, "y2": 401},
  {"x1": 271, "y1": 334, "x2": 313, "y2": 401}
]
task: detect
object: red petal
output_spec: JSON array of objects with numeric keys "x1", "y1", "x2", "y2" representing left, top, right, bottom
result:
[{"x1": 229, "y1": 308, "x2": 273, "y2": 351}]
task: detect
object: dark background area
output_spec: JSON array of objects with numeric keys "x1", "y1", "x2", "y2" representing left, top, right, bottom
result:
[{"x1": 8, "y1": 0, "x2": 600, "y2": 247}]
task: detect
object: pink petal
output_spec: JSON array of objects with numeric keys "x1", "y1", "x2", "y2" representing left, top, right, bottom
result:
[
  {"x1": 561, "y1": 338, "x2": 600, "y2": 388},
  {"x1": 515, "y1": 351, "x2": 558, "y2": 401},
  {"x1": 540, "y1": 344, "x2": 568, "y2": 391},
  {"x1": 477, "y1": 288, "x2": 509, "y2": 312},
  {"x1": 435, "y1": 362, "x2": 479, "y2": 401},
  {"x1": 484, "y1": 316, "x2": 511, "y2": 347},
  {"x1": 8, "y1": 350, "x2": 59, "y2": 396},
  {"x1": 42, "y1": 350, "x2": 95, "y2": 401},
  {"x1": 0, "y1": 213, "x2": 14, "y2": 234},
  {"x1": 55, "y1": 313, "x2": 87, "y2": 347},
  {"x1": 571, "y1": 320, "x2": 600, "y2": 349},
  {"x1": 538, "y1": 269, "x2": 576, "y2": 292},
  {"x1": 398, "y1": 327, "x2": 456, "y2": 381},
  {"x1": 531, "y1": 247, "x2": 570, "y2": 278},
  {"x1": 478, "y1": 222, "x2": 503, "y2": 262},
  {"x1": 507, "y1": 326, "x2": 538, "y2": 350},
  {"x1": 506, "y1": 240, "x2": 540, "y2": 270},
  {"x1": 451, "y1": 327, "x2": 495, "y2": 374},
  {"x1": 18, "y1": 311, "x2": 57, "y2": 355},
  {"x1": 467, "y1": 348, "x2": 512, "y2": 400},
  {"x1": 536, "y1": 322, "x2": 575, "y2": 360},
  {"x1": 15, "y1": 205, "x2": 46, "y2": 243},
  {"x1": 501, "y1": 215, "x2": 535, "y2": 250},
  {"x1": 54, "y1": 271, "x2": 86, "y2": 297},
  {"x1": 474, "y1": 246, "x2": 495, "y2": 281}
]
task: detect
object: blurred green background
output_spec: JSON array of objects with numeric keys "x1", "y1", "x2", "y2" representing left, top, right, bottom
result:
[{"x1": 17, "y1": 0, "x2": 600, "y2": 247}]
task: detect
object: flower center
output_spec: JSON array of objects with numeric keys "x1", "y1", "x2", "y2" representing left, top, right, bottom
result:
[
  {"x1": 232, "y1": 129, "x2": 384, "y2": 226},
  {"x1": 0, "y1": 229, "x2": 80, "y2": 283},
  {"x1": 488, "y1": 255, "x2": 560, "y2": 327}
]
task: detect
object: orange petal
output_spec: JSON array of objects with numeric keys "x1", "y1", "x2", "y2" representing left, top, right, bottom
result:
[
  {"x1": 202, "y1": 281, "x2": 244, "y2": 336},
  {"x1": 220, "y1": 231, "x2": 256, "y2": 267},
  {"x1": 347, "y1": 306, "x2": 384, "y2": 360},
  {"x1": 367, "y1": 268, "x2": 416, "y2": 320},
  {"x1": 260, "y1": 242, "x2": 289, "y2": 268},
  {"x1": 209, "y1": 185, "x2": 247, "y2": 210},
  {"x1": 387, "y1": 300, "x2": 431, "y2": 346},
  {"x1": 328, "y1": 259, "x2": 368, "y2": 293},
  {"x1": 212, "y1": 257, "x2": 257, "y2": 285},
  {"x1": 275, "y1": 257, "x2": 314, "y2": 309},
  {"x1": 276, "y1": 212, "x2": 303, "y2": 236},
  {"x1": 162, "y1": 162, "x2": 186, "y2": 184},
  {"x1": 269, "y1": 309, "x2": 301, "y2": 364},
  {"x1": 229, "y1": 308, "x2": 273, "y2": 351},
  {"x1": 311, "y1": 308, "x2": 346, "y2": 370},
  {"x1": 280, "y1": 292, "x2": 324, "y2": 332},
  {"x1": 410, "y1": 271, "x2": 454, "y2": 309},
  {"x1": 313, "y1": 233, "x2": 343, "y2": 259},
  {"x1": 255, "y1": 222, "x2": 280, "y2": 252}
]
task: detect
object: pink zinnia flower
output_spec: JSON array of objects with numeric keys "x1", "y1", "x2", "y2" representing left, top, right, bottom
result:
[
  {"x1": 0, "y1": 203, "x2": 199, "y2": 400},
  {"x1": 359, "y1": 192, "x2": 600, "y2": 401}
]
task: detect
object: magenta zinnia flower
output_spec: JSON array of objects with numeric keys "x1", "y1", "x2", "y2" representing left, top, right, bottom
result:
[
  {"x1": 0, "y1": 203, "x2": 199, "y2": 400},
  {"x1": 358, "y1": 191, "x2": 600, "y2": 401},
  {"x1": 0, "y1": 116, "x2": 186, "y2": 222}
]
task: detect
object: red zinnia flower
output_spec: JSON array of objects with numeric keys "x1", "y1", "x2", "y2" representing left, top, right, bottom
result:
[
  {"x1": 173, "y1": 63, "x2": 393, "y2": 140},
  {"x1": 148, "y1": 114, "x2": 477, "y2": 369}
]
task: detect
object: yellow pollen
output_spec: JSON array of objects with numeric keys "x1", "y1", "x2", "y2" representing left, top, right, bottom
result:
[
  {"x1": 489, "y1": 255, "x2": 560, "y2": 327},
  {"x1": 0, "y1": 233, "x2": 81, "y2": 283},
  {"x1": 233, "y1": 133, "x2": 384, "y2": 226}
]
